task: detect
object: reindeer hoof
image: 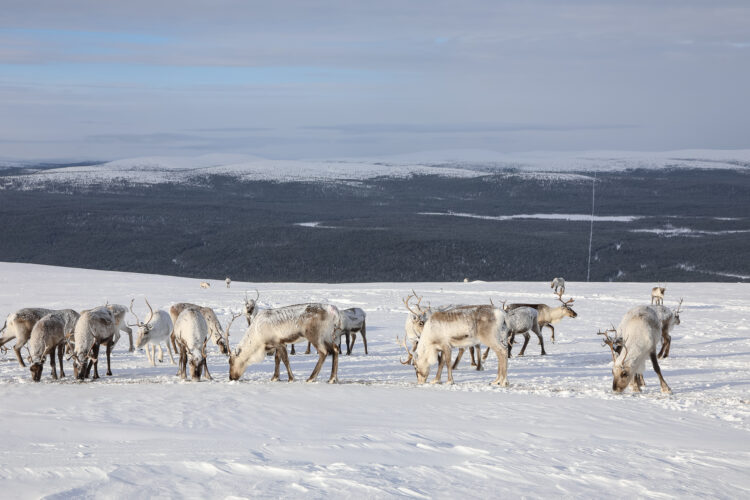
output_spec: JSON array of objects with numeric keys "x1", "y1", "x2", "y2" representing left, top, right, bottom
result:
[
  {"x1": 271, "y1": 376, "x2": 280, "y2": 382},
  {"x1": 288, "y1": 377, "x2": 295, "y2": 383},
  {"x1": 328, "y1": 378, "x2": 338, "y2": 384}
]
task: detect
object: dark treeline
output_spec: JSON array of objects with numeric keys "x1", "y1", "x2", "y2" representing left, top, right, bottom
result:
[{"x1": 0, "y1": 168, "x2": 748, "y2": 282}]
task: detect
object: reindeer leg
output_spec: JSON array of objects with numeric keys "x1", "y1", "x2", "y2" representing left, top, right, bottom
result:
[
  {"x1": 157, "y1": 344, "x2": 164, "y2": 363},
  {"x1": 166, "y1": 341, "x2": 176, "y2": 365},
  {"x1": 469, "y1": 346, "x2": 477, "y2": 367},
  {"x1": 475, "y1": 344, "x2": 483, "y2": 371},
  {"x1": 451, "y1": 348, "x2": 465, "y2": 370},
  {"x1": 58, "y1": 344, "x2": 65, "y2": 378},
  {"x1": 361, "y1": 322, "x2": 368, "y2": 354},
  {"x1": 127, "y1": 328, "x2": 134, "y2": 352},
  {"x1": 490, "y1": 343, "x2": 509, "y2": 387},
  {"x1": 179, "y1": 346, "x2": 187, "y2": 379},
  {"x1": 304, "y1": 342, "x2": 311, "y2": 355},
  {"x1": 444, "y1": 347, "x2": 454, "y2": 384},
  {"x1": 146, "y1": 343, "x2": 154, "y2": 366},
  {"x1": 546, "y1": 324, "x2": 555, "y2": 343},
  {"x1": 663, "y1": 334, "x2": 672, "y2": 358},
  {"x1": 271, "y1": 348, "x2": 282, "y2": 381},
  {"x1": 534, "y1": 325, "x2": 547, "y2": 355},
  {"x1": 482, "y1": 346, "x2": 490, "y2": 361},
  {"x1": 279, "y1": 345, "x2": 294, "y2": 381},
  {"x1": 650, "y1": 352, "x2": 672, "y2": 394},
  {"x1": 202, "y1": 358, "x2": 212, "y2": 380},
  {"x1": 433, "y1": 348, "x2": 446, "y2": 384},
  {"x1": 92, "y1": 343, "x2": 101, "y2": 380},
  {"x1": 106, "y1": 341, "x2": 113, "y2": 376},
  {"x1": 170, "y1": 332, "x2": 178, "y2": 356},
  {"x1": 328, "y1": 342, "x2": 339, "y2": 384},
  {"x1": 307, "y1": 347, "x2": 327, "y2": 382},
  {"x1": 48, "y1": 349, "x2": 57, "y2": 380},
  {"x1": 347, "y1": 332, "x2": 355, "y2": 355},
  {"x1": 14, "y1": 345, "x2": 26, "y2": 367},
  {"x1": 518, "y1": 332, "x2": 531, "y2": 356}
]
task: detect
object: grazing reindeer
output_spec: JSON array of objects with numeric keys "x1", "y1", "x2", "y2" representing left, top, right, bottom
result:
[
  {"x1": 598, "y1": 305, "x2": 672, "y2": 394},
  {"x1": 651, "y1": 299, "x2": 682, "y2": 359},
  {"x1": 551, "y1": 277, "x2": 566, "y2": 297},
  {"x1": 340, "y1": 307, "x2": 367, "y2": 355},
  {"x1": 169, "y1": 303, "x2": 229, "y2": 355},
  {"x1": 131, "y1": 299, "x2": 175, "y2": 365},
  {"x1": 174, "y1": 308, "x2": 224, "y2": 381},
  {"x1": 225, "y1": 277, "x2": 231, "y2": 288},
  {"x1": 105, "y1": 303, "x2": 135, "y2": 352},
  {"x1": 227, "y1": 303, "x2": 342, "y2": 383},
  {"x1": 28, "y1": 313, "x2": 68, "y2": 381},
  {"x1": 70, "y1": 307, "x2": 119, "y2": 380},
  {"x1": 401, "y1": 291, "x2": 431, "y2": 365},
  {"x1": 401, "y1": 304, "x2": 508, "y2": 386},
  {"x1": 200, "y1": 281, "x2": 211, "y2": 289},
  {"x1": 651, "y1": 283, "x2": 666, "y2": 305},
  {"x1": 0, "y1": 307, "x2": 61, "y2": 367}
]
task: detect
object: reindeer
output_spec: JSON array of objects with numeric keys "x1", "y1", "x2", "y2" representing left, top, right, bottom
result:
[
  {"x1": 400, "y1": 291, "x2": 431, "y2": 365},
  {"x1": 502, "y1": 307, "x2": 544, "y2": 357},
  {"x1": 105, "y1": 303, "x2": 135, "y2": 352},
  {"x1": 598, "y1": 305, "x2": 672, "y2": 394},
  {"x1": 169, "y1": 303, "x2": 229, "y2": 355},
  {"x1": 504, "y1": 296, "x2": 577, "y2": 342},
  {"x1": 243, "y1": 290, "x2": 260, "y2": 327},
  {"x1": 200, "y1": 281, "x2": 211, "y2": 289},
  {"x1": 651, "y1": 283, "x2": 666, "y2": 305},
  {"x1": 400, "y1": 304, "x2": 508, "y2": 386},
  {"x1": 0, "y1": 307, "x2": 56, "y2": 366},
  {"x1": 225, "y1": 277, "x2": 231, "y2": 288},
  {"x1": 551, "y1": 277, "x2": 566, "y2": 297},
  {"x1": 130, "y1": 299, "x2": 175, "y2": 366},
  {"x1": 227, "y1": 303, "x2": 342, "y2": 383},
  {"x1": 650, "y1": 299, "x2": 682, "y2": 359},
  {"x1": 174, "y1": 308, "x2": 220, "y2": 381},
  {"x1": 27, "y1": 313, "x2": 68, "y2": 381},
  {"x1": 339, "y1": 307, "x2": 367, "y2": 355},
  {"x1": 70, "y1": 306, "x2": 119, "y2": 380}
]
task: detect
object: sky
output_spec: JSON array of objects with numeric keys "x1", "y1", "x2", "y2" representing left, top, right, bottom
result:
[{"x1": 1, "y1": 1, "x2": 749, "y2": 161}]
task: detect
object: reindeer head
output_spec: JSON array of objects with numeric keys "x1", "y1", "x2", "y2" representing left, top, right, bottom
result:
[
  {"x1": 29, "y1": 360, "x2": 44, "y2": 382},
  {"x1": 672, "y1": 298, "x2": 683, "y2": 326},
  {"x1": 243, "y1": 290, "x2": 259, "y2": 319},
  {"x1": 598, "y1": 327, "x2": 631, "y2": 392},
  {"x1": 557, "y1": 296, "x2": 578, "y2": 318},
  {"x1": 130, "y1": 299, "x2": 156, "y2": 349},
  {"x1": 404, "y1": 291, "x2": 428, "y2": 331}
]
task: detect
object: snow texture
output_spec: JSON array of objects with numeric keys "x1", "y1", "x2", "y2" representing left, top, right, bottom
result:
[{"x1": 0, "y1": 262, "x2": 748, "y2": 498}]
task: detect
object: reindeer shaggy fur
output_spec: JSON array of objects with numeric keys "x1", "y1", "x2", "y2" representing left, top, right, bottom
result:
[
  {"x1": 174, "y1": 308, "x2": 210, "y2": 381},
  {"x1": 649, "y1": 303, "x2": 682, "y2": 359},
  {"x1": 169, "y1": 303, "x2": 228, "y2": 355},
  {"x1": 28, "y1": 313, "x2": 67, "y2": 381},
  {"x1": 72, "y1": 307, "x2": 118, "y2": 380},
  {"x1": 105, "y1": 304, "x2": 134, "y2": 352},
  {"x1": 0, "y1": 307, "x2": 54, "y2": 367},
  {"x1": 340, "y1": 307, "x2": 367, "y2": 355},
  {"x1": 133, "y1": 303, "x2": 175, "y2": 366}
]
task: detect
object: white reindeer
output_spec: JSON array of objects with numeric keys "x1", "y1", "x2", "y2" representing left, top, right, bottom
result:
[
  {"x1": 650, "y1": 299, "x2": 682, "y2": 359},
  {"x1": 28, "y1": 313, "x2": 69, "y2": 381},
  {"x1": 598, "y1": 305, "x2": 672, "y2": 394},
  {"x1": 402, "y1": 304, "x2": 508, "y2": 386},
  {"x1": 339, "y1": 307, "x2": 367, "y2": 355},
  {"x1": 227, "y1": 303, "x2": 342, "y2": 383},
  {"x1": 169, "y1": 303, "x2": 229, "y2": 355},
  {"x1": 200, "y1": 281, "x2": 211, "y2": 289},
  {"x1": 173, "y1": 308, "x2": 218, "y2": 381},
  {"x1": 651, "y1": 283, "x2": 666, "y2": 305},
  {"x1": 130, "y1": 299, "x2": 175, "y2": 366},
  {"x1": 70, "y1": 306, "x2": 119, "y2": 380},
  {"x1": 400, "y1": 291, "x2": 431, "y2": 365},
  {"x1": 106, "y1": 303, "x2": 135, "y2": 352},
  {"x1": 243, "y1": 290, "x2": 260, "y2": 326},
  {"x1": 551, "y1": 277, "x2": 566, "y2": 297},
  {"x1": 502, "y1": 307, "x2": 544, "y2": 357},
  {"x1": 225, "y1": 277, "x2": 231, "y2": 288}
]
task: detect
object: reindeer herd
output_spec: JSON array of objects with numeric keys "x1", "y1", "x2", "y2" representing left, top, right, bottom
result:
[{"x1": 0, "y1": 280, "x2": 683, "y2": 394}]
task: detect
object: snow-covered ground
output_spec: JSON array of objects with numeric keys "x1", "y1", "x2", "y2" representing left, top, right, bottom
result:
[
  {"x1": 2, "y1": 149, "x2": 749, "y2": 188},
  {"x1": 0, "y1": 262, "x2": 748, "y2": 498}
]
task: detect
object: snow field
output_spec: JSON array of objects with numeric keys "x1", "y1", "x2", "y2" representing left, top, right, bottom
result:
[{"x1": 0, "y1": 263, "x2": 748, "y2": 498}]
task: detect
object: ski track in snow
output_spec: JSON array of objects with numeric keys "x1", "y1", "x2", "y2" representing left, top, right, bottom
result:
[{"x1": 0, "y1": 263, "x2": 748, "y2": 498}]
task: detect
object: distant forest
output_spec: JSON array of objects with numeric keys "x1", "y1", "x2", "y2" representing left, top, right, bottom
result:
[{"x1": 0, "y1": 168, "x2": 748, "y2": 282}]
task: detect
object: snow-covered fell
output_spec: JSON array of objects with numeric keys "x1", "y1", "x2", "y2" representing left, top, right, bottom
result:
[{"x1": 0, "y1": 262, "x2": 748, "y2": 497}]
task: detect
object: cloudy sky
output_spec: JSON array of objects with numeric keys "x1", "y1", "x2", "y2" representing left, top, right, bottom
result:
[{"x1": 1, "y1": 1, "x2": 749, "y2": 160}]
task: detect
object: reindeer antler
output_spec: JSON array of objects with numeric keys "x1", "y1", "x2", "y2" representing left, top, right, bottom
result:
[
  {"x1": 557, "y1": 295, "x2": 575, "y2": 306},
  {"x1": 127, "y1": 298, "x2": 142, "y2": 327},
  {"x1": 144, "y1": 298, "x2": 155, "y2": 326},
  {"x1": 403, "y1": 294, "x2": 422, "y2": 317},
  {"x1": 597, "y1": 328, "x2": 620, "y2": 364},
  {"x1": 675, "y1": 298, "x2": 683, "y2": 315},
  {"x1": 223, "y1": 311, "x2": 243, "y2": 357},
  {"x1": 397, "y1": 335, "x2": 415, "y2": 365}
]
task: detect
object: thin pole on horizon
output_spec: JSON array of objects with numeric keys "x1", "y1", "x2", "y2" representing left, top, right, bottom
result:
[{"x1": 587, "y1": 171, "x2": 596, "y2": 282}]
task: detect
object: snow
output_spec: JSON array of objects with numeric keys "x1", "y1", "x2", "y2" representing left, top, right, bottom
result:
[
  {"x1": 1, "y1": 262, "x2": 749, "y2": 497},
  {"x1": 420, "y1": 212, "x2": 642, "y2": 222},
  {"x1": 2, "y1": 149, "x2": 749, "y2": 188}
]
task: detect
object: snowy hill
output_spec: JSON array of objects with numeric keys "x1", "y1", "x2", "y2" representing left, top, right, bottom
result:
[
  {"x1": 0, "y1": 263, "x2": 748, "y2": 497},
  {"x1": 2, "y1": 149, "x2": 749, "y2": 188}
]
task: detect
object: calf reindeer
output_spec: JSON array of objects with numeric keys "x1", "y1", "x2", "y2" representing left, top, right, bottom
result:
[
  {"x1": 131, "y1": 299, "x2": 175, "y2": 365},
  {"x1": 340, "y1": 307, "x2": 367, "y2": 355},
  {"x1": 651, "y1": 283, "x2": 666, "y2": 305},
  {"x1": 651, "y1": 299, "x2": 682, "y2": 359}
]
